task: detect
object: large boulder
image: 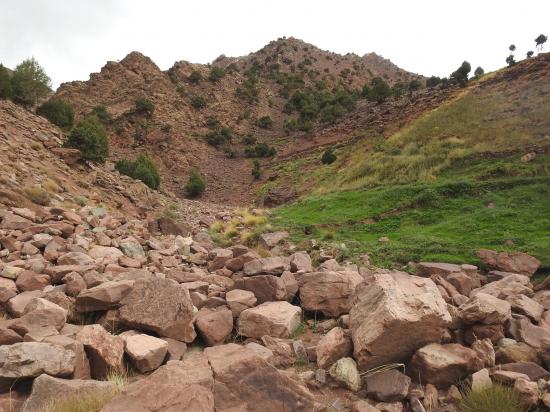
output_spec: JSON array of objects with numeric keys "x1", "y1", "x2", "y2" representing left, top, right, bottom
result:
[
  {"x1": 0, "y1": 342, "x2": 75, "y2": 378},
  {"x1": 477, "y1": 249, "x2": 540, "y2": 276},
  {"x1": 366, "y1": 369, "x2": 411, "y2": 402},
  {"x1": 409, "y1": 343, "x2": 484, "y2": 386},
  {"x1": 194, "y1": 307, "x2": 234, "y2": 346},
  {"x1": 258, "y1": 231, "x2": 289, "y2": 249},
  {"x1": 243, "y1": 257, "x2": 289, "y2": 276},
  {"x1": 507, "y1": 294, "x2": 544, "y2": 322},
  {"x1": 238, "y1": 301, "x2": 301, "y2": 339},
  {"x1": 75, "y1": 324, "x2": 125, "y2": 378},
  {"x1": 458, "y1": 293, "x2": 511, "y2": 324},
  {"x1": 299, "y1": 271, "x2": 363, "y2": 317},
  {"x1": 350, "y1": 272, "x2": 451, "y2": 370},
  {"x1": 226, "y1": 289, "x2": 257, "y2": 317},
  {"x1": 204, "y1": 343, "x2": 315, "y2": 411},
  {"x1": 118, "y1": 277, "x2": 196, "y2": 342},
  {"x1": 234, "y1": 275, "x2": 287, "y2": 303},
  {"x1": 316, "y1": 327, "x2": 352, "y2": 369},
  {"x1": 470, "y1": 274, "x2": 532, "y2": 300},
  {"x1": 75, "y1": 280, "x2": 134, "y2": 312},
  {"x1": 122, "y1": 333, "x2": 168, "y2": 373}
]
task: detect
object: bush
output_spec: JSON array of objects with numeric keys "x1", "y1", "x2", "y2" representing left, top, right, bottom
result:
[
  {"x1": 206, "y1": 116, "x2": 221, "y2": 129},
  {"x1": 65, "y1": 115, "x2": 109, "y2": 162},
  {"x1": 135, "y1": 97, "x2": 154, "y2": 116},
  {"x1": 90, "y1": 105, "x2": 112, "y2": 123},
  {"x1": 37, "y1": 99, "x2": 74, "y2": 128},
  {"x1": 11, "y1": 58, "x2": 51, "y2": 107},
  {"x1": 236, "y1": 74, "x2": 259, "y2": 103},
  {"x1": 321, "y1": 148, "x2": 337, "y2": 164},
  {"x1": 245, "y1": 143, "x2": 276, "y2": 158},
  {"x1": 188, "y1": 70, "x2": 202, "y2": 84},
  {"x1": 0, "y1": 64, "x2": 12, "y2": 100},
  {"x1": 451, "y1": 61, "x2": 471, "y2": 87},
  {"x1": 186, "y1": 168, "x2": 206, "y2": 196},
  {"x1": 458, "y1": 384, "x2": 525, "y2": 412},
  {"x1": 115, "y1": 153, "x2": 160, "y2": 189},
  {"x1": 474, "y1": 66, "x2": 484, "y2": 77},
  {"x1": 426, "y1": 76, "x2": 442, "y2": 88},
  {"x1": 205, "y1": 127, "x2": 232, "y2": 147},
  {"x1": 190, "y1": 95, "x2": 207, "y2": 109},
  {"x1": 251, "y1": 160, "x2": 261, "y2": 179},
  {"x1": 24, "y1": 185, "x2": 50, "y2": 206},
  {"x1": 256, "y1": 115, "x2": 273, "y2": 129},
  {"x1": 364, "y1": 77, "x2": 392, "y2": 103},
  {"x1": 208, "y1": 66, "x2": 225, "y2": 82},
  {"x1": 243, "y1": 134, "x2": 256, "y2": 145}
]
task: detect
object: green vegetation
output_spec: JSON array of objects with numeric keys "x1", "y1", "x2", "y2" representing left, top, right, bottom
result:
[
  {"x1": 252, "y1": 160, "x2": 261, "y2": 179},
  {"x1": 236, "y1": 72, "x2": 259, "y2": 104},
  {"x1": 458, "y1": 384, "x2": 526, "y2": 412},
  {"x1": 11, "y1": 58, "x2": 51, "y2": 107},
  {"x1": 190, "y1": 95, "x2": 207, "y2": 109},
  {"x1": 186, "y1": 168, "x2": 206, "y2": 196},
  {"x1": 0, "y1": 64, "x2": 13, "y2": 99},
  {"x1": 188, "y1": 70, "x2": 202, "y2": 84},
  {"x1": 115, "y1": 153, "x2": 160, "y2": 189},
  {"x1": 535, "y1": 33, "x2": 547, "y2": 51},
  {"x1": 135, "y1": 97, "x2": 154, "y2": 116},
  {"x1": 208, "y1": 66, "x2": 226, "y2": 82},
  {"x1": 245, "y1": 143, "x2": 276, "y2": 158},
  {"x1": 90, "y1": 105, "x2": 112, "y2": 123},
  {"x1": 474, "y1": 66, "x2": 485, "y2": 77},
  {"x1": 426, "y1": 76, "x2": 442, "y2": 88},
  {"x1": 65, "y1": 115, "x2": 109, "y2": 162},
  {"x1": 205, "y1": 126, "x2": 232, "y2": 147},
  {"x1": 257, "y1": 115, "x2": 273, "y2": 129},
  {"x1": 321, "y1": 148, "x2": 337, "y2": 164},
  {"x1": 451, "y1": 61, "x2": 471, "y2": 86},
  {"x1": 37, "y1": 99, "x2": 74, "y2": 128},
  {"x1": 363, "y1": 77, "x2": 392, "y2": 103}
]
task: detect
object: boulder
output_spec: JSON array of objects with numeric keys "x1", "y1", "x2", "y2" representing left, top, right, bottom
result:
[
  {"x1": 470, "y1": 368, "x2": 492, "y2": 391},
  {"x1": 496, "y1": 342, "x2": 541, "y2": 364},
  {"x1": 458, "y1": 293, "x2": 511, "y2": 324},
  {"x1": 62, "y1": 272, "x2": 86, "y2": 297},
  {"x1": 43, "y1": 334, "x2": 91, "y2": 379},
  {"x1": 496, "y1": 361, "x2": 550, "y2": 381},
  {"x1": 366, "y1": 369, "x2": 411, "y2": 402},
  {"x1": 224, "y1": 251, "x2": 260, "y2": 272},
  {"x1": 9, "y1": 298, "x2": 67, "y2": 336},
  {"x1": 290, "y1": 251, "x2": 313, "y2": 273},
  {"x1": 471, "y1": 274, "x2": 532, "y2": 300},
  {"x1": 75, "y1": 280, "x2": 134, "y2": 312},
  {"x1": 0, "y1": 342, "x2": 75, "y2": 378},
  {"x1": 477, "y1": 249, "x2": 540, "y2": 276},
  {"x1": 118, "y1": 277, "x2": 196, "y2": 342},
  {"x1": 464, "y1": 323, "x2": 505, "y2": 345},
  {"x1": 88, "y1": 246, "x2": 124, "y2": 262},
  {"x1": 207, "y1": 248, "x2": 233, "y2": 271},
  {"x1": 508, "y1": 315, "x2": 550, "y2": 349},
  {"x1": 507, "y1": 294, "x2": 544, "y2": 322},
  {"x1": 350, "y1": 272, "x2": 451, "y2": 370},
  {"x1": 243, "y1": 257, "x2": 289, "y2": 276},
  {"x1": 75, "y1": 324, "x2": 125, "y2": 378},
  {"x1": 6, "y1": 290, "x2": 44, "y2": 316},
  {"x1": 122, "y1": 333, "x2": 168, "y2": 373},
  {"x1": 22, "y1": 374, "x2": 116, "y2": 412},
  {"x1": 57, "y1": 251, "x2": 94, "y2": 266},
  {"x1": 534, "y1": 291, "x2": 550, "y2": 310},
  {"x1": 238, "y1": 301, "x2": 301, "y2": 339},
  {"x1": 316, "y1": 327, "x2": 352, "y2": 369},
  {"x1": 446, "y1": 272, "x2": 480, "y2": 296},
  {"x1": 329, "y1": 357, "x2": 361, "y2": 392},
  {"x1": 234, "y1": 275, "x2": 287, "y2": 303},
  {"x1": 513, "y1": 378, "x2": 539, "y2": 410},
  {"x1": 226, "y1": 289, "x2": 257, "y2": 317},
  {"x1": 194, "y1": 307, "x2": 233, "y2": 346},
  {"x1": 15, "y1": 270, "x2": 50, "y2": 292},
  {"x1": 119, "y1": 237, "x2": 146, "y2": 259},
  {"x1": 258, "y1": 231, "x2": 289, "y2": 249},
  {"x1": 299, "y1": 271, "x2": 363, "y2": 317},
  {"x1": 471, "y1": 338, "x2": 495, "y2": 368},
  {"x1": 162, "y1": 337, "x2": 187, "y2": 362},
  {"x1": 409, "y1": 343, "x2": 483, "y2": 386}
]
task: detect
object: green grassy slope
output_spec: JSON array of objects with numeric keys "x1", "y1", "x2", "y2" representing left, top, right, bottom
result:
[{"x1": 272, "y1": 56, "x2": 550, "y2": 268}]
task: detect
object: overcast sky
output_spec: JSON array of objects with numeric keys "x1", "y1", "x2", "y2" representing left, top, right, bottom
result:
[{"x1": 1, "y1": 0, "x2": 548, "y2": 89}]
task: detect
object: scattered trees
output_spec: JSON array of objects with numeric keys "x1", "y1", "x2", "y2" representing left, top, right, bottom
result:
[
  {"x1": 426, "y1": 76, "x2": 442, "y2": 88},
  {"x1": 245, "y1": 143, "x2": 276, "y2": 158},
  {"x1": 11, "y1": 58, "x2": 51, "y2": 107},
  {"x1": 205, "y1": 126, "x2": 232, "y2": 147},
  {"x1": 65, "y1": 115, "x2": 109, "y2": 162},
  {"x1": 506, "y1": 54, "x2": 516, "y2": 67},
  {"x1": 526, "y1": 51, "x2": 534, "y2": 58},
  {"x1": 185, "y1": 168, "x2": 206, "y2": 196},
  {"x1": 115, "y1": 153, "x2": 160, "y2": 190},
  {"x1": 90, "y1": 105, "x2": 112, "y2": 123},
  {"x1": 450, "y1": 61, "x2": 471, "y2": 86},
  {"x1": 37, "y1": 99, "x2": 74, "y2": 128},
  {"x1": 321, "y1": 148, "x2": 337, "y2": 165},
  {"x1": 508, "y1": 44, "x2": 516, "y2": 53},
  {"x1": 535, "y1": 34, "x2": 547, "y2": 51}
]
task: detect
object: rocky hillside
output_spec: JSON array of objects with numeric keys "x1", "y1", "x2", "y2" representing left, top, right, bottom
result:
[{"x1": 52, "y1": 37, "x2": 425, "y2": 205}]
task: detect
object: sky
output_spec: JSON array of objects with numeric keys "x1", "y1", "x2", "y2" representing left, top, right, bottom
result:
[{"x1": 1, "y1": 0, "x2": 549, "y2": 89}]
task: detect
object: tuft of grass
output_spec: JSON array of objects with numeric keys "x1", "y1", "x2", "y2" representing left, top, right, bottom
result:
[
  {"x1": 42, "y1": 178, "x2": 62, "y2": 193},
  {"x1": 291, "y1": 321, "x2": 306, "y2": 340},
  {"x1": 104, "y1": 369, "x2": 128, "y2": 390},
  {"x1": 24, "y1": 185, "x2": 50, "y2": 206},
  {"x1": 458, "y1": 384, "x2": 527, "y2": 412}
]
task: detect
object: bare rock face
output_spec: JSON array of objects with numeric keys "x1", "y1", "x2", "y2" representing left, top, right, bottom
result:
[
  {"x1": 316, "y1": 327, "x2": 352, "y2": 369},
  {"x1": 238, "y1": 301, "x2": 302, "y2": 339},
  {"x1": 194, "y1": 307, "x2": 234, "y2": 346},
  {"x1": 75, "y1": 324, "x2": 125, "y2": 378},
  {"x1": 22, "y1": 374, "x2": 116, "y2": 412},
  {"x1": 366, "y1": 369, "x2": 411, "y2": 402},
  {"x1": 122, "y1": 333, "x2": 168, "y2": 373},
  {"x1": 458, "y1": 293, "x2": 511, "y2": 324},
  {"x1": 75, "y1": 280, "x2": 134, "y2": 312},
  {"x1": 204, "y1": 343, "x2": 315, "y2": 411},
  {"x1": 350, "y1": 272, "x2": 451, "y2": 370},
  {"x1": 477, "y1": 249, "x2": 541, "y2": 276},
  {"x1": 299, "y1": 271, "x2": 364, "y2": 317},
  {"x1": 118, "y1": 277, "x2": 196, "y2": 342},
  {"x1": 0, "y1": 342, "x2": 75, "y2": 378},
  {"x1": 409, "y1": 343, "x2": 484, "y2": 387}
]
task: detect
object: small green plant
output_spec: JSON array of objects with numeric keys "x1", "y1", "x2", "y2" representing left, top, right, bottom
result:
[
  {"x1": 135, "y1": 97, "x2": 154, "y2": 116},
  {"x1": 256, "y1": 115, "x2": 273, "y2": 129},
  {"x1": 65, "y1": 115, "x2": 109, "y2": 162},
  {"x1": 37, "y1": 99, "x2": 74, "y2": 129},
  {"x1": 321, "y1": 148, "x2": 337, "y2": 164},
  {"x1": 24, "y1": 185, "x2": 50, "y2": 206},
  {"x1": 115, "y1": 153, "x2": 160, "y2": 189},
  {"x1": 205, "y1": 127, "x2": 232, "y2": 147},
  {"x1": 458, "y1": 384, "x2": 527, "y2": 412},
  {"x1": 474, "y1": 66, "x2": 485, "y2": 77},
  {"x1": 242, "y1": 134, "x2": 256, "y2": 145},
  {"x1": 252, "y1": 160, "x2": 261, "y2": 179},
  {"x1": 90, "y1": 105, "x2": 112, "y2": 123},
  {"x1": 206, "y1": 116, "x2": 221, "y2": 129},
  {"x1": 245, "y1": 143, "x2": 276, "y2": 158},
  {"x1": 186, "y1": 168, "x2": 206, "y2": 196},
  {"x1": 208, "y1": 66, "x2": 226, "y2": 82},
  {"x1": 190, "y1": 95, "x2": 207, "y2": 109},
  {"x1": 188, "y1": 70, "x2": 202, "y2": 84}
]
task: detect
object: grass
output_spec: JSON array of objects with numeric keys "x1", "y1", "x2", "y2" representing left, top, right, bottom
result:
[
  {"x1": 458, "y1": 384, "x2": 527, "y2": 412},
  {"x1": 209, "y1": 208, "x2": 271, "y2": 247}
]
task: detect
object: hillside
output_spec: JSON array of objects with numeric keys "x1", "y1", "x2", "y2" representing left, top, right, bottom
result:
[
  {"x1": 272, "y1": 53, "x2": 550, "y2": 269},
  {"x1": 52, "y1": 37, "x2": 424, "y2": 205}
]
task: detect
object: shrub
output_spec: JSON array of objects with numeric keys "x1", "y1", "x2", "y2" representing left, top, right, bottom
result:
[
  {"x1": 243, "y1": 134, "x2": 256, "y2": 145},
  {"x1": 37, "y1": 99, "x2": 74, "y2": 128},
  {"x1": 506, "y1": 54, "x2": 516, "y2": 67},
  {"x1": 236, "y1": 74, "x2": 259, "y2": 103},
  {"x1": 190, "y1": 95, "x2": 207, "y2": 109},
  {"x1": 458, "y1": 384, "x2": 526, "y2": 412},
  {"x1": 24, "y1": 185, "x2": 50, "y2": 206},
  {"x1": 11, "y1": 58, "x2": 51, "y2": 107},
  {"x1": 208, "y1": 66, "x2": 226, "y2": 82},
  {"x1": 65, "y1": 115, "x2": 109, "y2": 162},
  {"x1": 186, "y1": 168, "x2": 206, "y2": 196},
  {"x1": 450, "y1": 61, "x2": 471, "y2": 86},
  {"x1": 245, "y1": 143, "x2": 276, "y2": 158},
  {"x1": 474, "y1": 66, "x2": 485, "y2": 77},
  {"x1": 251, "y1": 160, "x2": 261, "y2": 179},
  {"x1": 408, "y1": 80, "x2": 422, "y2": 93},
  {"x1": 135, "y1": 97, "x2": 154, "y2": 116},
  {"x1": 426, "y1": 76, "x2": 442, "y2": 88},
  {"x1": 256, "y1": 115, "x2": 273, "y2": 129},
  {"x1": 321, "y1": 148, "x2": 337, "y2": 164},
  {"x1": 188, "y1": 70, "x2": 202, "y2": 84},
  {"x1": 91, "y1": 105, "x2": 112, "y2": 123},
  {"x1": 115, "y1": 153, "x2": 160, "y2": 189},
  {"x1": 206, "y1": 116, "x2": 221, "y2": 129},
  {"x1": 205, "y1": 127, "x2": 232, "y2": 147},
  {"x1": 0, "y1": 64, "x2": 12, "y2": 100}
]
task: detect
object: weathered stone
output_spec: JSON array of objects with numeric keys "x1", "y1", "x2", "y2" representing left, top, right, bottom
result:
[
  {"x1": 62, "y1": 272, "x2": 86, "y2": 297},
  {"x1": 446, "y1": 272, "x2": 481, "y2": 296},
  {"x1": 75, "y1": 280, "x2": 134, "y2": 312},
  {"x1": 471, "y1": 273, "x2": 532, "y2": 300},
  {"x1": 15, "y1": 270, "x2": 50, "y2": 292},
  {"x1": 496, "y1": 361, "x2": 550, "y2": 381},
  {"x1": 281, "y1": 271, "x2": 298, "y2": 300},
  {"x1": 123, "y1": 333, "x2": 168, "y2": 372},
  {"x1": 243, "y1": 257, "x2": 289, "y2": 276},
  {"x1": 57, "y1": 251, "x2": 94, "y2": 266},
  {"x1": 6, "y1": 290, "x2": 44, "y2": 316},
  {"x1": 409, "y1": 343, "x2": 484, "y2": 386},
  {"x1": 350, "y1": 272, "x2": 451, "y2": 370},
  {"x1": 238, "y1": 301, "x2": 301, "y2": 339},
  {"x1": 299, "y1": 271, "x2": 363, "y2": 317},
  {"x1": 471, "y1": 338, "x2": 495, "y2": 368},
  {"x1": 496, "y1": 342, "x2": 541, "y2": 364},
  {"x1": 491, "y1": 370, "x2": 530, "y2": 385},
  {"x1": 43, "y1": 334, "x2": 90, "y2": 379},
  {"x1": 464, "y1": 323, "x2": 505, "y2": 345},
  {"x1": 224, "y1": 251, "x2": 259, "y2": 272},
  {"x1": 329, "y1": 357, "x2": 361, "y2": 391},
  {"x1": 88, "y1": 246, "x2": 123, "y2": 263},
  {"x1": 259, "y1": 231, "x2": 289, "y2": 248},
  {"x1": 0, "y1": 327, "x2": 22, "y2": 345},
  {"x1": 290, "y1": 251, "x2": 313, "y2": 273},
  {"x1": 508, "y1": 315, "x2": 550, "y2": 349},
  {"x1": 75, "y1": 324, "x2": 124, "y2": 378},
  {"x1": 513, "y1": 378, "x2": 539, "y2": 409},
  {"x1": 534, "y1": 291, "x2": 550, "y2": 310},
  {"x1": 477, "y1": 249, "x2": 540, "y2": 276},
  {"x1": 1, "y1": 265, "x2": 24, "y2": 280},
  {"x1": 207, "y1": 248, "x2": 233, "y2": 271},
  {"x1": 316, "y1": 327, "x2": 352, "y2": 369},
  {"x1": 470, "y1": 368, "x2": 492, "y2": 391},
  {"x1": 234, "y1": 274, "x2": 287, "y2": 303},
  {"x1": 366, "y1": 369, "x2": 410, "y2": 402},
  {"x1": 161, "y1": 337, "x2": 187, "y2": 362},
  {"x1": 194, "y1": 307, "x2": 233, "y2": 346},
  {"x1": 118, "y1": 277, "x2": 196, "y2": 342},
  {"x1": 226, "y1": 289, "x2": 257, "y2": 317},
  {"x1": 507, "y1": 294, "x2": 544, "y2": 322},
  {"x1": 9, "y1": 298, "x2": 67, "y2": 336},
  {"x1": 119, "y1": 237, "x2": 145, "y2": 259},
  {"x1": 458, "y1": 293, "x2": 511, "y2": 324},
  {"x1": 0, "y1": 342, "x2": 75, "y2": 378}
]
